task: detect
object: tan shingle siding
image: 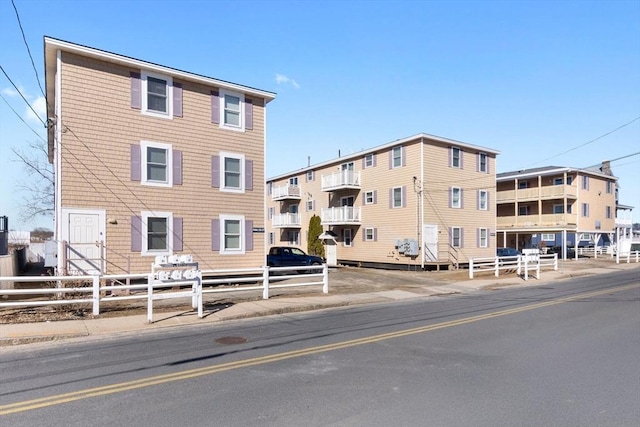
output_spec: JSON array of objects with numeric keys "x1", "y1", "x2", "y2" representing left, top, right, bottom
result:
[{"x1": 58, "y1": 51, "x2": 267, "y2": 272}]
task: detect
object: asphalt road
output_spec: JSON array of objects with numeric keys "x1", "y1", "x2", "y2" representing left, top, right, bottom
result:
[{"x1": 1, "y1": 269, "x2": 639, "y2": 426}]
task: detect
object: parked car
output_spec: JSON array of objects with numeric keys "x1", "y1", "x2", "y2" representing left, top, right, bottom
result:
[
  {"x1": 496, "y1": 247, "x2": 521, "y2": 257},
  {"x1": 267, "y1": 247, "x2": 324, "y2": 268}
]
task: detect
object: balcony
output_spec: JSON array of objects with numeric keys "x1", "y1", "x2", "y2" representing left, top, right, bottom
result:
[
  {"x1": 615, "y1": 217, "x2": 633, "y2": 228},
  {"x1": 271, "y1": 184, "x2": 301, "y2": 201},
  {"x1": 321, "y1": 206, "x2": 361, "y2": 225},
  {"x1": 497, "y1": 213, "x2": 578, "y2": 228},
  {"x1": 321, "y1": 170, "x2": 361, "y2": 192},
  {"x1": 272, "y1": 213, "x2": 301, "y2": 228},
  {"x1": 497, "y1": 185, "x2": 578, "y2": 203}
]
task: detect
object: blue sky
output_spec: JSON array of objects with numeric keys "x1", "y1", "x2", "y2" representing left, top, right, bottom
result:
[{"x1": 1, "y1": 0, "x2": 639, "y2": 230}]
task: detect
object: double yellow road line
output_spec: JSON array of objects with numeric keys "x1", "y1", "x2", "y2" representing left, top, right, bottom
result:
[{"x1": 2, "y1": 283, "x2": 638, "y2": 415}]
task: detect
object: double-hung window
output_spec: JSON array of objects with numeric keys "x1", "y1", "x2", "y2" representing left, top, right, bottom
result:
[
  {"x1": 392, "y1": 187, "x2": 403, "y2": 208},
  {"x1": 606, "y1": 181, "x2": 613, "y2": 194},
  {"x1": 219, "y1": 152, "x2": 245, "y2": 193},
  {"x1": 219, "y1": 214, "x2": 244, "y2": 254},
  {"x1": 541, "y1": 233, "x2": 555, "y2": 241},
  {"x1": 451, "y1": 227, "x2": 462, "y2": 248},
  {"x1": 364, "y1": 191, "x2": 375, "y2": 205},
  {"x1": 141, "y1": 211, "x2": 173, "y2": 256},
  {"x1": 451, "y1": 147, "x2": 461, "y2": 168},
  {"x1": 451, "y1": 187, "x2": 462, "y2": 209},
  {"x1": 553, "y1": 177, "x2": 563, "y2": 185},
  {"x1": 364, "y1": 227, "x2": 376, "y2": 241},
  {"x1": 141, "y1": 71, "x2": 173, "y2": 118},
  {"x1": 582, "y1": 175, "x2": 589, "y2": 190},
  {"x1": 478, "y1": 153, "x2": 488, "y2": 173},
  {"x1": 141, "y1": 141, "x2": 172, "y2": 187},
  {"x1": 392, "y1": 147, "x2": 403, "y2": 168},
  {"x1": 553, "y1": 204, "x2": 564, "y2": 214},
  {"x1": 364, "y1": 154, "x2": 374, "y2": 168},
  {"x1": 218, "y1": 89, "x2": 244, "y2": 130},
  {"x1": 582, "y1": 203, "x2": 589, "y2": 217},
  {"x1": 606, "y1": 206, "x2": 612, "y2": 219},
  {"x1": 477, "y1": 190, "x2": 488, "y2": 210},
  {"x1": 478, "y1": 228, "x2": 488, "y2": 248}
]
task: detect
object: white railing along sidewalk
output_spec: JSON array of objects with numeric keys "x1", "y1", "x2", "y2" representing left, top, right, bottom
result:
[
  {"x1": 469, "y1": 254, "x2": 558, "y2": 281},
  {"x1": 0, "y1": 264, "x2": 329, "y2": 323}
]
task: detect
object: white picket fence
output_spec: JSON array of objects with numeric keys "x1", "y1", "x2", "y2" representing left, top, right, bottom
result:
[
  {"x1": 0, "y1": 264, "x2": 328, "y2": 322},
  {"x1": 469, "y1": 254, "x2": 558, "y2": 281}
]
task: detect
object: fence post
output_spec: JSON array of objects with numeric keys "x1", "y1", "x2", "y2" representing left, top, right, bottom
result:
[
  {"x1": 495, "y1": 257, "x2": 499, "y2": 277},
  {"x1": 262, "y1": 266, "x2": 270, "y2": 300},
  {"x1": 524, "y1": 257, "x2": 529, "y2": 281},
  {"x1": 535, "y1": 257, "x2": 540, "y2": 280},
  {"x1": 92, "y1": 275, "x2": 100, "y2": 316},
  {"x1": 517, "y1": 255, "x2": 522, "y2": 277},
  {"x1": 196, "y1": 273, "x2": 203, "y2": 318},
  {"x1": 323, "y1": 263, "x2": 329, "y2": 294},
  {"x1": 553, "y1": 253, "x2": 558, "y2": 271},
  {"x1": 469, "y1": 258, "x2": 474, "y2": 279},
  {"x1": 147, "y1": 273, "x2": 154, "y2": 323}
]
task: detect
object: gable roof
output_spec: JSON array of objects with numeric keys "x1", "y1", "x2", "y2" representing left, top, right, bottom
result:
[
  {"x1": 267, "y1": 133, "x2": 500, "y2": 181},
  {"x1": 43, "y1": 36, "x2": 276, "y2": 160},
  {"x1": 497, "y1": 166, "x2": 617, "y2": 181}
]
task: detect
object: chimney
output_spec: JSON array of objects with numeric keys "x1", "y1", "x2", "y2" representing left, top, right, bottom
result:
[{"x1": 600, "y1": 160, "x2": 612, "y2": 176}]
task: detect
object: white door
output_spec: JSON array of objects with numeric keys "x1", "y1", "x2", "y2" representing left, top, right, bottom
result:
[
  {"x1": 68, "y1": 213, "x2": 101, "y2": 274},
  {"x1": 423, "y1": 224, "x2": 438, "y2": 262},
  {"x1": 325, "y1": 241, "x2": 337, "y2": 266}
]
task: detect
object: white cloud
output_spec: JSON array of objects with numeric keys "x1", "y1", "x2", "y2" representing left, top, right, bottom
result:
[
  {"x1": 275, "y1": 73, "x2": 300, "y2": 89},
  {"x1": 25, "y1": 96, "x2": 46, "y2": 124},
  {"x1": 2, "y1": 86, "x2": 20, "y2": 97}
]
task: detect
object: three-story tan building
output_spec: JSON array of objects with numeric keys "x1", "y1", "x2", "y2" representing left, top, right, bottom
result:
[
  {"x1": 266, "y1": 134, "x2": 499, "y2": 270},
  {"x1": 44, "y1": 37, "x2": 275, "y2": 274},
  {"x1": 496, "y1": 166, "x2": 617, "y2": 258}
]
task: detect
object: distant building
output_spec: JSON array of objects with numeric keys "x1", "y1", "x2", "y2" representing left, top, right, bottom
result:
[
  {"x1": 496, "y1": 165, "x2": 618, "y2": 259},
  {"x1": 266, "y1": 133, "x2": 500, "y2": 270}
]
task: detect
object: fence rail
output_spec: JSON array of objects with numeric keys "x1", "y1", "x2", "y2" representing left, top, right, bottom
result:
[
  {"x1": 0, "y1": 265, "x2": 329, "y2": 323},
  {"x1": 469, "y1": 254, "x2": 558, "y2": 280}
]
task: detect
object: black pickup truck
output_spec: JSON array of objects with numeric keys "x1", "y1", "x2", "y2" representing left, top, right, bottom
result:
[{"x1": 266, "y1": 247, "x2": 324, "y2": 267}]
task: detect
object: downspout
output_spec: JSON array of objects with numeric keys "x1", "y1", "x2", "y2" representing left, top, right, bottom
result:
[
  {"x1": 55, "y1": 49, "x2": 63, "y2": 274},
  {"x1": 263, "y1": 100, "x2": 268, "y2": 263}
]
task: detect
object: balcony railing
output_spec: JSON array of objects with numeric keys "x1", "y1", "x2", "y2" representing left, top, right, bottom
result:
[
  {"x1": 272, "y1": 213, "x2": 301, "y2": 228},
  {"x1": 615, "y1": 217, "x2": 633, "y2": 227},
  {"x1": 321, "y1": 170, "x2": 361, "y2": 192},
  {"x1": 497, "y1": 213, "x2": 578, "y2": 228},
  {"x1": 321, "y1": 206, "x2": 361, "y2": 225},
  {"x1": 497, "y1": 185, "x2": 578, "y2": 203},
  {"x1": 271, "y1": 185, "x2": 301, "y2": 201}
]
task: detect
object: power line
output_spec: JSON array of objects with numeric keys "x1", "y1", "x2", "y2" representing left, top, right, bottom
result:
[
  {"x1": 62, "y1": 123, "x2": 216, "y2": 270},
  {"x1": 0, "y1": 64, "x2": 46, "y2": 127},
  {"x1": 524, "y1": 116, "x2": 640, "y2": 168},
  {"x1": 10, "y1": 0, "x2": 45, "y2": 98},
  {"x1": 583, "y1": 152, "x2": 640, "y2": 169},
  {"x1": 0, "y1": 92, "x2": 46, "y2": 143}
]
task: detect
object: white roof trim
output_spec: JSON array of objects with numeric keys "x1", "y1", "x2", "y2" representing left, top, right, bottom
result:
[
  {"x1": 498, "y1": 167, "x2": 617, "y2": 182},
  {"x1": 44, "y1": 37, "x2": 276, "y2": 102},
  {"x1": 267, "y1": 133, "x2": 500, "y2": 181}
]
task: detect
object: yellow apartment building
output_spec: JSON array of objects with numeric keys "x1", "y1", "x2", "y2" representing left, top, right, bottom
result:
[{"x1": 266, "y1": 134, "x2": 500, "y2": 270}]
